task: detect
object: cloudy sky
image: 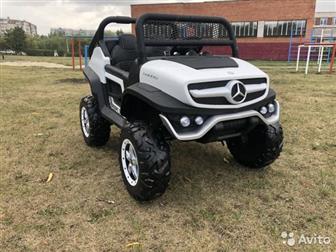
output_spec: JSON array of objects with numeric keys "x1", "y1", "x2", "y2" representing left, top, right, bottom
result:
[{"x1": 1, "y1": 0, "x2": 335, "y2": 35}]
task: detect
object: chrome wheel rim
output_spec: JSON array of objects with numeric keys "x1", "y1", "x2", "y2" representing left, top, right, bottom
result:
[
  {"x1": 81, "y1": 107, "x2": 90, "y2": 137},
  {"x1": 121, "y1": 139, "x2": 139, "y2": 186}
]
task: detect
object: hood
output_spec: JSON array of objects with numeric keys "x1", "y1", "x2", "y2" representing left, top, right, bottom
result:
[{"x1": 139, "y1": 56, "x2": 269, "y2": 109}]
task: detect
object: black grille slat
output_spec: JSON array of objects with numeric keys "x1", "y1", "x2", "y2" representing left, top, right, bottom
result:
[
  {"x1": 193, "y1": 97, "x2": 230, "y2": 105},
  {"x1": 246, "y1": 90, "x2": 266, "y2": 101}
]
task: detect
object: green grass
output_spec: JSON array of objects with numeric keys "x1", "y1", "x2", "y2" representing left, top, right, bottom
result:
[{"x1": 0, "y1": 61, "x2": 335, "y2": 251}]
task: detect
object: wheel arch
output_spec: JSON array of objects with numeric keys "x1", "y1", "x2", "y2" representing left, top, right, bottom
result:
[
  {"x1": 120, "y1": 92, "x2": 160, "y2": 122},
  {"x1": 83, "y1": 66, "x2": 102, "y2": 102}
]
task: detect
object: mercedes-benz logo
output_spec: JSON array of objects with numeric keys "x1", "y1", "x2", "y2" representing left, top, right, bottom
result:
[{"x1": 227, "y1": 80, "x2": 247, "y2": 104}]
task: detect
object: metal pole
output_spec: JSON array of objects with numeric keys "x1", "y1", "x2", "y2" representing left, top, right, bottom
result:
[
  {"x1": 327, "y1": 47, "x2": 331, "y2": 64},
  {"x1": 71, "y1": 38, "x2": 75, "y2": 71},
  {"x1": 288, "y1": 28, "x2": 294, "y2": 63},
  {"x1": 84, "y1": 45, "x2": 89, "y2": 67},
  {"x1": 78, "y1": 40, "x2": 82, "y2": 70},
  {"x1": 296, "y1": 45, "x2": 301, "y2": 72},
  {"x1": 329, "y1": 44, "x2": 336, "y2": 73},
  {"x1": 318, "y1": 29, "x2": 324, "y2": 63},
  {"x1": 66, "y1": 38, "x2": 69, "y2": 53},
  {"x1": 317, "y1": 44, "x2": 322, "y2": 64},
  {"x1": 305, "y1": 45, "x2": 311, "y2": 75},
  {"x1": 327, "y1": 29, "x2": 334, "y2": 63},
  {"x1": 318, "y1": 46, "x2": 324, "y2": 73},
  {"x1": 310, "y1": 28, "x2": 314, "y2": 43}
]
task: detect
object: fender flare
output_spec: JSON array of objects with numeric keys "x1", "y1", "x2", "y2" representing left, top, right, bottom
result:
[{"x1": 121, "y1": 83, "x2": 193, "y2": 116}]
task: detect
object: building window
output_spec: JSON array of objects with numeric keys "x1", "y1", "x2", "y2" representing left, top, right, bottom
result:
[
  {"x1": 231, "y1": 21, "x2": 258, "y2": 37},
  {"x1": 264, "y1": 20, "x2": 306, "y2": 37},
  {"x1": 333, "y1": 17, "x2": 336, "y2": 25},
  {"x1": 320, "y1": 17, "x2": 328, "y2": 26}
]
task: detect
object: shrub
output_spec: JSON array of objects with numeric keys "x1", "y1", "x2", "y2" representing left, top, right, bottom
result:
[{"x1": 25, "y1": 48, "x2": 54, "y2": 56}]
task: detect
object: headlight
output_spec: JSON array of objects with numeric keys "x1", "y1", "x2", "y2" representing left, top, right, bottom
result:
[
  {"x1": 268, "y1": 103, "x2": 275, "y2": 113},
  {"x1": 194, "y1": 116, "x2": 204, "y2": 126},
  {"x1": 180, "y1": 116, "x2": 191, "y2": 127},
  {"x1": 260, "y1": 106, "x2": 268, "y2": 115}
]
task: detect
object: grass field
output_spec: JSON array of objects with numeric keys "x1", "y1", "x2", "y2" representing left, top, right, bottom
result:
[{"x1": 0, "y1": 59, "x2": 335, "y2": 251}]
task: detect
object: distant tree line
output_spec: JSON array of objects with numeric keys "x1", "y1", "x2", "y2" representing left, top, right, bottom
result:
[{"x1": 0, "y1": 27, "x2": 123, "y2": 56}]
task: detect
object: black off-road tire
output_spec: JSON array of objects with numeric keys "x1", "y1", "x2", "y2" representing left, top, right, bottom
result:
[
  {"x1": 79, "y1": 96, "x2": 111, "y2": 146},
  {"x1": 227, "y1": 122, "x2": 283, "y2": 169},
  {"x1": 119, "y1": 121, "x2": 171, "y2": 201}
]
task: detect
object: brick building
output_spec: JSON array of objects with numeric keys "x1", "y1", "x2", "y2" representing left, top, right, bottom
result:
[
  {"x1": 131, "y1": 0, "x2": 316, "y2": 60},
  {"x1": 0, "y1": 17, "x2": 37, "y2": 36},
  {"x1": 313, "y1": 10, "x2": 336, "y2": 41}
]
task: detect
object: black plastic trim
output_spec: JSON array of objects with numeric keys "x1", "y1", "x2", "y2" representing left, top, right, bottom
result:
[
  {"x1": 163, "y1": 55, "x2": 238, "y2": 70},
  {"x1": 83, "y1": 66, "x2": 126, "y2": 128},
  {"x1": 123, "y1": 83, "x2": 276, "y2": 115},
  {"x1": 105, "y1": 64, "x2": 129, "y2": 80},
  {"x1": 99, "y1": 40, "x2": 111, "y2": 58}
]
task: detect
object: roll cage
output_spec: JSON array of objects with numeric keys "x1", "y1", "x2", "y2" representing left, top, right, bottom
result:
[
  {"x1": 88, "y1": 16, "x2": 136, "y2": 57},
  {"x1": 88, "y1": 13, "x2": 239, "y2": 62}
]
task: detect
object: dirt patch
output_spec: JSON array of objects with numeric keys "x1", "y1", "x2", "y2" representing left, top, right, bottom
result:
[{"x1": 0, "y1": 61, "x2": 71, "y2": 68}]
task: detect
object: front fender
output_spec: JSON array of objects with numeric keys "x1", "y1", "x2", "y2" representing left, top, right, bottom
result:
[{"x1": 121, "y1": 83, "x2": 192, "y2": 116}]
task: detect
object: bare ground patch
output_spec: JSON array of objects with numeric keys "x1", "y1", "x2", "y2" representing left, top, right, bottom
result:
[{"x1": 0, "y1": 61, "x2": 71, "y2": 68}]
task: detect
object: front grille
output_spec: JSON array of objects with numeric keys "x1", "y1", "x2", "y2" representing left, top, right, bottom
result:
[
  {"x1": 188, "y1": 78, "x2": 266, "y2": 90},
  {"x1": 188, "y1": 78, "x2": 267, "y2": 105},
  {"x1": 246, "y1": 90, "x2": 265, "y2": 101}
]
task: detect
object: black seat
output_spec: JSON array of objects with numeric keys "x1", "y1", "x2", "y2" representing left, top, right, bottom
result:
[
  {"x1": 145, "y1": 46, "x2": 171, "y2": 57},
  {"x1": 105, "y1": 39, "x2": 119, "y2": 54},
  {"x1": 99, "y1": 39, "x2": 118, "y2": 58},
  {"x1": 111, "y1": 34, "x2": 137, "y2": 72}
]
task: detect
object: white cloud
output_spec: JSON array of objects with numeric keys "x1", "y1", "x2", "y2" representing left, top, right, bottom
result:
[
  {"x1": 2, "y1": 2, "x2": 132, "y2": 34},
  {"x1": 1, "y1": 0, "x2": 333, "y2": 35}
]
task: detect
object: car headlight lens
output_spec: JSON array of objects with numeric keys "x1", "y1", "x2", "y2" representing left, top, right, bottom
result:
[
  {"x1": 194, "y1": 116, "x2": 204, "y2": 126},
  {"x1": 268, "y1": 103, "x2": 275, "y2": 113},
  {"x1": 260, "y1": 106, "x2": 268, "y2": 115},
  {"x1": 180, "y1": 116, "x2": 191, "y2": 127}
]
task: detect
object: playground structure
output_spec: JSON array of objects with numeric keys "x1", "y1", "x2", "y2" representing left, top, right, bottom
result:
[
  {"x1": 65, "y1": 35, "x2": 91, "y2": 71},
  {"x1": 296, "y1": 43, "x2": 335, "y2": 74},
  {"x1": 289, "y1": 27, "x2": 336, "y2": 74},
  {"x1": 65, "y1": 35, "x2": 118, "y2": 71}
]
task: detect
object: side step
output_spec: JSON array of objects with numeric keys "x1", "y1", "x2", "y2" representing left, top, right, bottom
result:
[{"x1": 101, "y1": 106, "x2": 127, "y2": 128}]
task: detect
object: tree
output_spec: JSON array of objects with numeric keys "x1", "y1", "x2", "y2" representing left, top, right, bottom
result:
[
  {"x1": 0, "y1": 36, "x2": 7, "y2": 50},
  {"x1": 116, "y1": 29, "x2": 124, "y2": 36},
  {"x1": 4, "y1": 27, "x2": 27, "y2": 53}
]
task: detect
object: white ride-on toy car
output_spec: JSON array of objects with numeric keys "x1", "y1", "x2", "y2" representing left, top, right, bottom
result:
[{"x1": 80, "y1": 13, "x2": 283, "y2": 201}]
